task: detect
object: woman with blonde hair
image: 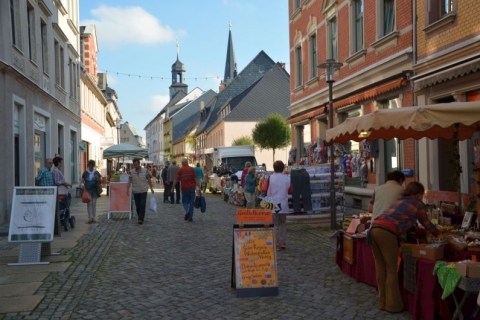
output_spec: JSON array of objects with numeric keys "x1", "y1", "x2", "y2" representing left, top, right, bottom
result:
[{"x1": 244, "y1": 166, "x2": 257, "y2": 209}]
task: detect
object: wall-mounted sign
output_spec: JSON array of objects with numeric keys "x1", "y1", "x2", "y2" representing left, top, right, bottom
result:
[{"x1": 100, "y1": 137, "x2": 114, "y2": 147}]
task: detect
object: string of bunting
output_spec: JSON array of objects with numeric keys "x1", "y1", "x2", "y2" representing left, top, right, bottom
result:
[{"x1": 99, "y1": 69, "x2": 222, "y2": 81}]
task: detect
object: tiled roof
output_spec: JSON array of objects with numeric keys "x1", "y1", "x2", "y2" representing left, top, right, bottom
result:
[
  {"x1": 171, "y1": 90, "x2": 217, "y2": 143},
  {"x1": 224, "y1": 63, "x2": 290, "y2": 121},
  {"x1": 195, "y1": 50, "x2": 276, "y2": 135}
]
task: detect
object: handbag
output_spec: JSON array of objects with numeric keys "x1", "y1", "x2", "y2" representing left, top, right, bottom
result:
[
  {"x1": 82, "y1": 187, "x2": 92, "y2": 203},
  {"x1": 96, "y1": 172, "x2": 103, "y2": 196}
]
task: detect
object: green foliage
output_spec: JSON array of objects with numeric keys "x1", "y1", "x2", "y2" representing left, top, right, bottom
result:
[
  {"x1": 232, "y1": 135, "x2": 254, "y2": 146},
  {"x1": 185, "y1": 134, "x2": 196, "y2": 149},
  {"x1": 252, "y1": 113, "x2": 291, "y2": 162}
]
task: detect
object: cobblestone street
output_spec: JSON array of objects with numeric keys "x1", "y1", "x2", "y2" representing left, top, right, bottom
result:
[{"x1": 0, "y1": 189, "x2": 411, "y2": 319}]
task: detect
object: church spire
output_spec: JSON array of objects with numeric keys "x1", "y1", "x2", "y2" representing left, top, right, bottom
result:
[{"x1": 223, "y1": 22, "x2": 237, "y2": 84}]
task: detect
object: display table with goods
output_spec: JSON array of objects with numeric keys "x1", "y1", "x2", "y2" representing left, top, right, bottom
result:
[{"x1": 336, "y1": 219, "x2": 480, "y2": 319}]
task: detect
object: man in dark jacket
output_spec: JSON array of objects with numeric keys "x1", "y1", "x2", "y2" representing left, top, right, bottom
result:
[{"x1": 161, "y1": 161, "x2": 170, "y2": 203}]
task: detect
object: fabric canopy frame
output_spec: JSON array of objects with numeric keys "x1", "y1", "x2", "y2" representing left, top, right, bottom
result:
[
  {"x1": 325, "y1": 101, "x2": 480, "y2": 144},
  {"x1": 103, "y1": 143, "x2": 149, "y2": 160}
]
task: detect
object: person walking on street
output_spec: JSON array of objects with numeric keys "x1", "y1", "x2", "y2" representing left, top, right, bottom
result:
[
  {"x1": 35, "y1": 158, "x2": 54, "y2": 186},
  {"x1": 161, "y1": 161, "x2": 170, "y2": 203},
  {"x1": 167, "y1": 160, "x2": 180, "y2": 204},
  {"x1": 267, "y1": 160, "x2": 291, "y2": 251},
  {"x1": 126, "y1": 158, "x2": 154, "y2": 224},
  {"x1": 52, "y1": 157, "x2": 72, "y2": 195},
  {"x1": 81, "y1": 160, "x2": 102, "y2": 223},
  {"x1": 172, "y1": 158, "x2": 197, "y2": 222},
  {"x1": 202, "y1": 165, "x2": 209, "y2": 193},
  {"x1": 151, "y1": 166, "x2": 157, "y2": 187},
  {"x1": 244, "y1": 166, "x2": 257, "y2": 209},
  {"x1": 194, "y1": 163, "x2": 204, "y2": 190}
]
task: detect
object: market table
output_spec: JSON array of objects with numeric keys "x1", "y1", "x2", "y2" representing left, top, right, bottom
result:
[{"x1": 336, "y1": 234, "x2": 479, "y2": 319}]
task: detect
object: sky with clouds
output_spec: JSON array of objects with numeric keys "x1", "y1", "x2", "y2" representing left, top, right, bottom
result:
[{"x1": 79, "y1": 1, "x2": 289, "y2": 140}]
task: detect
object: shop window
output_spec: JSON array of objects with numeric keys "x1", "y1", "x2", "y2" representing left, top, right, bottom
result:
[
  {"x1": 380, "y1": 99, "x2": 402, "y2": 173},
  {"x1": 295, "y1": 46, "x2": 303, "y2": 87},
  {"x1": 308, "y1": 33, "x2": 317, "y2": 79},
  {"x1": 327, "y1": 17, "x2": 338, "y2": 61},
  {"x1": 352, "y1": 0, "x2": 364, "y2": 53}
]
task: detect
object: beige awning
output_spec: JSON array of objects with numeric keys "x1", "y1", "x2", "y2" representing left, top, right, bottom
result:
[{"x1": 326, "y1": 101, "x2": 480, "y2": 144}]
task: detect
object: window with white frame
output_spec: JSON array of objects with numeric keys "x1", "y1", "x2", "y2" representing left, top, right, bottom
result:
[
  {"x1": 10, "y1": 0, "x2": 22, "y2": 50},
  {"x1": 378, "y1": 0, "x2": 395, "y2": 37},
  {"x1": 379, "y1": 98, "x2": 402, "y2": 173},
  {"x1": 309, "y1": 33, "x2": 317, "y2": 79},
  {"x1": 295, "y1": 46, "x2": 303, "y2": 87},
  {"x1": 41, "y1": 20, "x2": 48, "y2": 73},
  {"x1": 353, "y1": 0, "x2": 364, "y2": 52},
  {"x1": 55, "y1": 40, "x2": 65, "y2": 88},
  {"x1": 327, "y1": 17, "x2": 338, "y2": 61},
  {"x1": 27, "y1": 3, "x2": 37, "y2": 61}
]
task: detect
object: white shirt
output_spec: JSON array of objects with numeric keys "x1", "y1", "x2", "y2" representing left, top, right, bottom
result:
[{"x1": 267, "y1": 173, "x2": 291, "y2": 214}]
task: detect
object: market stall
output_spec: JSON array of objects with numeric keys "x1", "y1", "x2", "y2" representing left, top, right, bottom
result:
[
  {"x1": 336, "y1": 231, "x2": 480, "y2": 319},
  {"x1": 327, "y1": 102, "x2": 480, "y2": 319}
]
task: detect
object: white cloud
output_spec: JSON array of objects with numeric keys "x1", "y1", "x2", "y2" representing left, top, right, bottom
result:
[
  {"x1": 148, "y1": 95, "x2": 170, "y2": 114},
  {"x1": 81, "y1": 5, "x2": 177, "y2": 46}
]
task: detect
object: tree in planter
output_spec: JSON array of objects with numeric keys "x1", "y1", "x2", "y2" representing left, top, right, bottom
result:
[
  {"x1": 232, "y1": 135, "x2": 254, "y2": 146},
  {"x1": 252, "y1": 113, "x2": 291, "y2": 164}
]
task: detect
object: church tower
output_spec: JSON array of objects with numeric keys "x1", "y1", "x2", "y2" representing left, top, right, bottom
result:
[
  {"x1": 169, "y1": 41, "x2": 188, "y2": 99},
  {"x1": 220, "y1": 22, "x2": 237, "y2": 90}
]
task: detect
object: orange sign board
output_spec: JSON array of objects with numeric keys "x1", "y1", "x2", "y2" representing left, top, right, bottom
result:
[
  {"x1": 233, "y1": 228, "x2": 277, "y2": 289},
  {"x1": 236, "y1": 209, "x2": 272, "y2": 223},
  {"x1": 109, "y1": 182, "x2": 131, "y2": 212}
]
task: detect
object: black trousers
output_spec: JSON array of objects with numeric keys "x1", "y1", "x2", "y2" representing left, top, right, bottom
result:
[
  {"x1": 170, "y1": 182, "x2": 180, "y2": 203},
  {"x1": 163, "y1": 181, "x2": 171, "y2": 202},
  {"x1": 291, "y1": 168, "x2": 312, "y2": 212},
  {"x1": 133, "y1": 192, "x2": 148, "y2": 221}
]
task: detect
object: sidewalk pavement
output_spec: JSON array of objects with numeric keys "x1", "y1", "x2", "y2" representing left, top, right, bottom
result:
[{"x1": 0, "y1": 187, "x2": 412, "y2": 319}]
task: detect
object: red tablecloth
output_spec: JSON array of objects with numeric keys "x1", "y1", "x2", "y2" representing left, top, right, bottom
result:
[{"x1": 336, "y1": 236, "x2": 479, "y2": 320}]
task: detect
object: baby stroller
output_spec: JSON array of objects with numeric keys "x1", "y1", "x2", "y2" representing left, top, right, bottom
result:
[{"x1": 58, "y1": 185, "x2": 75, "y2": 231}]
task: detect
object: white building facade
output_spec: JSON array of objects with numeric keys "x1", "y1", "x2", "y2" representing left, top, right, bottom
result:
[{"x1": 0, "y1": 0, "x2": 82, "y2": 225}]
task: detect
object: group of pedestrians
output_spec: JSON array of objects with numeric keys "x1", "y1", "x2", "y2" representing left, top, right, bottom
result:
[{"x1": 36, "y1": 157, "x2": 102, "y2": 224}]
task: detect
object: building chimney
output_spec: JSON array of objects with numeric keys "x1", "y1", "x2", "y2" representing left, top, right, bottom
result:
[{"x1": 279, "y1": 62, "x2": 286, "y2": 69}]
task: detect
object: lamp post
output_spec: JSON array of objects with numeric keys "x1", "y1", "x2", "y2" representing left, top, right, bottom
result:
[
  {"x1": 115, "y1": 119, "x2": 122, "y2": 144},
  {"x1": 318, "y1": 59, "x2": 343, "y2": 230}
]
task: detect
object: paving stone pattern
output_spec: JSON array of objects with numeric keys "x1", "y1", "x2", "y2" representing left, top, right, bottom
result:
[{"x1": 1, "y1": 191, "x2": 412, "y2": 319}]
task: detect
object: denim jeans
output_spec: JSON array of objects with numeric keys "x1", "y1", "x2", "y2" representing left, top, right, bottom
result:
[{"x1": 182, "y1": 188, "x2": 196, "y2": 220}]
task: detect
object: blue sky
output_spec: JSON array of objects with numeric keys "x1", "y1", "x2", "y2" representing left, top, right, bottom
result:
[{"x1": 79, "y1": 0, "x2": 290, "y2": 140}]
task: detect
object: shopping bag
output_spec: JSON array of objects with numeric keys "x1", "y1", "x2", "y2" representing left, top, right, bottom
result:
[
  {"x1": 82, "y1": 188, "x2": 92, "y2": 203},
  {"x1": 149, "y1": 196, "x2": 157, "y2": 213}
]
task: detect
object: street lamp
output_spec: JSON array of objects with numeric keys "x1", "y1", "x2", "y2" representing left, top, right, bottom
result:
[
  {"x1": 318, "y1": 59, "x2": 343, "y2": 230},
  {"x1": 115, "y1": 119, "x2": 122, "y2": 144}
]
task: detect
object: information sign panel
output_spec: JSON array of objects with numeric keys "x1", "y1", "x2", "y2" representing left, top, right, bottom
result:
[
  {"x1": 232, "y1": 225, "x2": 278, "y2": 297},
  {"x1": 8, "y1": 187, "x2": 57, "y2": 243}
]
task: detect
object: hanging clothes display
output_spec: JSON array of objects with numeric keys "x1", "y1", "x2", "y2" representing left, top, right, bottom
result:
[{"x1": 290, "y1": 168, "x2": 312, "y2": 212}]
